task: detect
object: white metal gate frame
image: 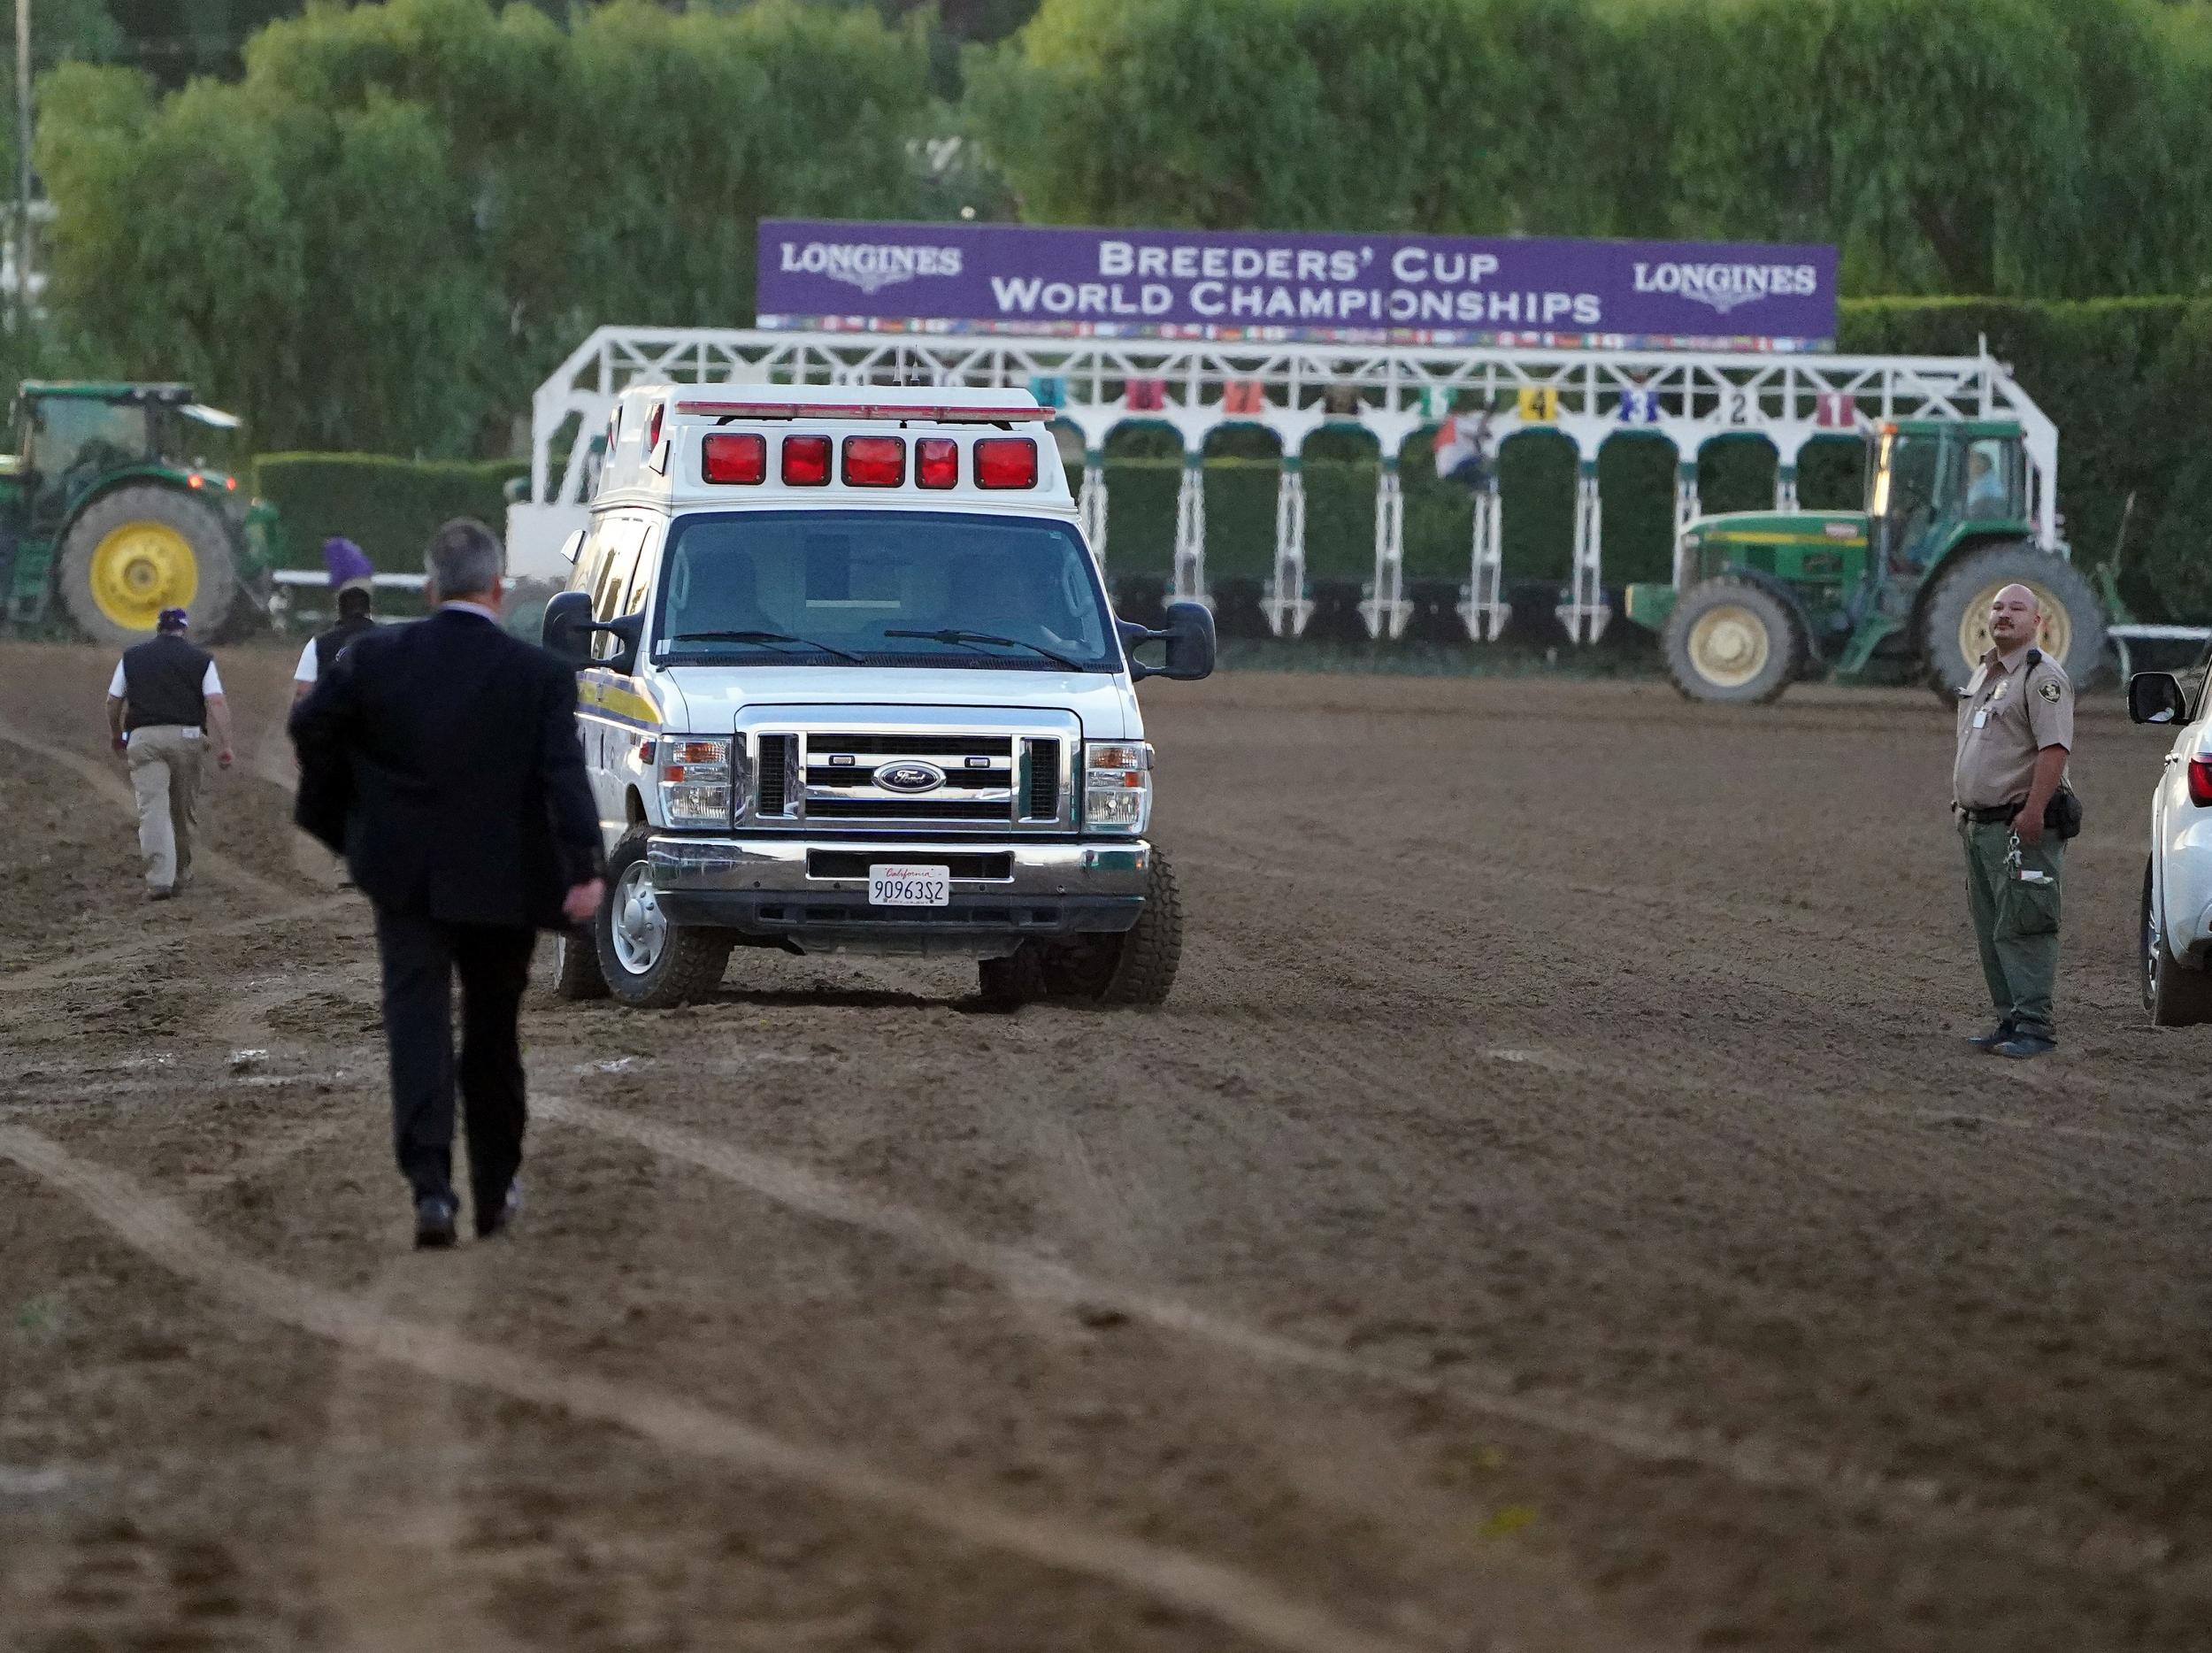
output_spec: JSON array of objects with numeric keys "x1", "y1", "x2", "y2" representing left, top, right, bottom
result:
[{"x1": 513, "y1": 327, "x2": 2061, "y2": 643}]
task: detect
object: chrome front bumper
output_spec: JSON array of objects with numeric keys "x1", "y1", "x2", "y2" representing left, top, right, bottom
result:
[{"x1": 647, "y1": 835, "x2": 1151, "y2": 953}]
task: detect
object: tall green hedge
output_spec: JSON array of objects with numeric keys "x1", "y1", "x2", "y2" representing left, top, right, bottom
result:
[{"x1": 253, "y1": 452, "x2": 527, "y2": 575}]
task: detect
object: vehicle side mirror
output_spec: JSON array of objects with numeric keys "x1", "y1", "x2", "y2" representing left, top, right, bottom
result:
[
  {"x1": 1160, "y1": 600, "x2": 1216, "y2": 680},
  {"x1": 2129, "y1": 671, "x2": 2188, "y2": 726},
  {"x1": 1118, "y1": 601, "x2": 1215, "y2": 682},
  {"x1": 598, "y1": 611, "x2": 645, "y2": 676},
  {"x1": 541, "y1": 589, "x2": 595, "y2": 667}
]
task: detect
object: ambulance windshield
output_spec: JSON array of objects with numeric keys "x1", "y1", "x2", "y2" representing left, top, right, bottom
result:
[{"x1": 654, "y1": 511, "x2": 1118, "y2": 672}]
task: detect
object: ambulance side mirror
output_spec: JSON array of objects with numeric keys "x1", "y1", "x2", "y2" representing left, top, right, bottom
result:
[
  {"x1": 1120, "y1": 601, "x2": 1215, "y2": 682},
  {"x1": 541, "y1": 590, "x2": 595, "y2": 667},
  {"x1": 596, "y1": 611, "x2": 644, "y2": 676}
]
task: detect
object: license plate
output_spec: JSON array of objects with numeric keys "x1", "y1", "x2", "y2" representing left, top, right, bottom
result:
[{"x1": 868, "y1": 864, "x2": 950, "y2": 907}]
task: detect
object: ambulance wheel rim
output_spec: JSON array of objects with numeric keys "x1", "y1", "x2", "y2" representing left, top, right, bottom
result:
[
  {"x1": 1956, "y1": 580, "x2": 2071, "y2": 672},
  {"x1": 1686, "y1": 604, "x2": 1771, "y2": 688},
  {"x1": 89, "y1": 521, "x2": 198, "y2": 633},
  {"x1": 610, "y1": 860, "x2": 667, "y2": 974}
]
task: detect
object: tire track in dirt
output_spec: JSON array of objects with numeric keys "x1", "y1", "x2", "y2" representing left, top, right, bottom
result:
[
  {"x1": 982, "y1": 1096, "x2": 1636, "y2": 1649},
  {"x1": 531, "y1": 1094, "x2": 2198, "y2": 1594},
  {"x1": 307, "y1": 1256, "x2": 532, "y2": 1653},
  {"x1": 0, "y1": 1123, "x2": 1435, "y2": 1653},
  {"x1": 0, "y1": 896, "x2": 354, "y2": 995},
  {"x1": 0, "y1": 720, "x2": 299, "y2": 907}
]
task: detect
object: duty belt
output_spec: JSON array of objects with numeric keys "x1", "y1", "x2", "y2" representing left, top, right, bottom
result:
[{"x1": 1955, "y1": 802, "x2": 2020, "y2": 824}]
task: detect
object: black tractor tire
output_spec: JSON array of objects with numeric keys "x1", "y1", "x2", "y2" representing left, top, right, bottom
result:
[
  {"x1": 548, "y1": 926, "x2": 610, "y2": 1001},
  {"x1": 977, "y1": 944, "x2": 1050, "y2": 1011},
  {"x1": 1918, "y1": 541, "x2": 2105, "y2": 697},
  {"x1": 56, "y1": 483, "x2": 240, "y2": 648},
  {"x1": 595, "y1": 830, "x2": 731, "y2": 1009},
  {"x1": 2142, "y1": 858, "x2": 2212, "y2": 1027},
  {"x1": 1659, "y1": 575, "x2": 1806, "y2": 704}
]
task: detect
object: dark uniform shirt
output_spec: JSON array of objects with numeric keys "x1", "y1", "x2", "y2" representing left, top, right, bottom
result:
[
  {"x1": 112, "y1": 634, "x2": 219, "y2": 733},
  {"x1": 1953, "y1": 646, "x2": 2074, "y2": 810}
]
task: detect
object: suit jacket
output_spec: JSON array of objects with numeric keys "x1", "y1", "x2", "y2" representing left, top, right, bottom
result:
[{"x1": 288, "y1": 607, "x2": 603, "y2": 929}]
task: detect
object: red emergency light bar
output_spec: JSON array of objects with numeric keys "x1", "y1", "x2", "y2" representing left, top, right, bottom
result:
[
  {"x1": 675, "y1": 400, "x2": 1048, "y2": 423},
  {"x1": 702, "y1": 431, "x2": 766, "y2": 484},
  {"x1": 841, "y1": 435, "x2": 906, "y2": 487},
  {"x1": 916, "y1": 437, "x2": 958, "y2": 488}
]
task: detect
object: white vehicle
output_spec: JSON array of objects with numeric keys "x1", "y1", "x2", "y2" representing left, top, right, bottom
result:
[
  {"x1": 540, "y1": 382, "x2": 1214, "y2": 1011},
  {"x1": 2129, "y1": 656, "x2": 2212, "y2": 1024}
]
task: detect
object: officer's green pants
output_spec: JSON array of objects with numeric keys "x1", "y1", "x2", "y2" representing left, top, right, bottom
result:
[{"x1": 1960, "y1": 818, "x2": 2063, "y2": 1037}]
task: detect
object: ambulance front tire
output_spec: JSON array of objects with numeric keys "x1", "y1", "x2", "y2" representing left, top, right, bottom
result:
[{"x1": 595, "y1": 830, "x2": 731, "y2": 1009}]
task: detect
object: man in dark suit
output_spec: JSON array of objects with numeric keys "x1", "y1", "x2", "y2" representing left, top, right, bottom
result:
[{"x1": 290, "y1": 519, "x2": 604, "y2": 1249}]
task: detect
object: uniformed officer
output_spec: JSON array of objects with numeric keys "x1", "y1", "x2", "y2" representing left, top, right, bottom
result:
[
  {"x1": 291, "y1": 536, "x2": 378, "y2": 704},
  {"x1": 104, "y1": 607, "x2": 234, "y2": 899},
  {"x1": 1953, "y1": 582, "x2": 2074, "y2": 1057}
]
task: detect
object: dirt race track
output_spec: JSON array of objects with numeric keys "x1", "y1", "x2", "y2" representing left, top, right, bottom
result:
[{"x1": 3, "y1": 641, "x2": 2210, "y2": 1653}]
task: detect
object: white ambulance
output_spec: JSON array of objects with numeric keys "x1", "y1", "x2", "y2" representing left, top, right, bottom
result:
[{"x1": 541, "y1": 382, "x2": 1214, "y2": 1010}]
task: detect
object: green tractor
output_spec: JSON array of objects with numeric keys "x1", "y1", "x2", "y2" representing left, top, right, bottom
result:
[
  {"x1": 1, "y1": 381, "x2": 281, "y2": 647},
  {"x1": 1624, "y1": 418, "x2": 2104, "y2": 703}
]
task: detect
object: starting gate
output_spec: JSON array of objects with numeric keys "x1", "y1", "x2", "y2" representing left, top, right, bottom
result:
[{"x1": 513, "y1": 327, "x2": 2059, "y2": 643}]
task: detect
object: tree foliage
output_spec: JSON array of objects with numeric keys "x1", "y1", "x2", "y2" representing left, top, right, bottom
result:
[
  {"x1": 37, "y1": 0, "x2": 935, "y2": 453},
  {"x1": 972, "y1": 0, "x2": 2212, "y2": 296}
]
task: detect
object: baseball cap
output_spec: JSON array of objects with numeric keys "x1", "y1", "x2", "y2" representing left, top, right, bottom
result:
[{"x1": 157, "y1": 607, "x2": 189, "y2": 630}]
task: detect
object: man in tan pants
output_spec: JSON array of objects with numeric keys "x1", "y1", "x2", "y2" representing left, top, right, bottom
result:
[{"x1": 105, "y1": 607, "x2": 234, "y2": 898}]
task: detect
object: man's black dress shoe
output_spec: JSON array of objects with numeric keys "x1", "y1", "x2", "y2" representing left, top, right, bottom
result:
[
  {"x1": 475, "y1": 1180, "x2": 521, "y2": 1241},
  {"x1": 414, "y1": 1194, "x2": 458, "y2": 1249}
]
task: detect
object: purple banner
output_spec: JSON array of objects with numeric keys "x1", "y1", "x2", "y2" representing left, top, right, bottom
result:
[{"x1": 757, "y1": 219, "x2": 1838, "y2": 351}]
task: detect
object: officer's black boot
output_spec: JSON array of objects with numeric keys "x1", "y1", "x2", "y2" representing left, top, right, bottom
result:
[{"x1": 1968, "y1": 1019, "x2": 2016, "y2": 1052}]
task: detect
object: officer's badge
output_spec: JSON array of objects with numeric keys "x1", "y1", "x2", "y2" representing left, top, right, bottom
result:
[{"x1": 2038, "y1": 679, "x2": 2062, "y2": 702}]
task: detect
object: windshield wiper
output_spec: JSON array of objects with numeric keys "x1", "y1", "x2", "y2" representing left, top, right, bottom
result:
[
  {"x1": 665, "y1": 629, "x2": 863, "y2": 664},
  {"x1": 883, "y1": 628, "x2": 1085, "y2": 671}
]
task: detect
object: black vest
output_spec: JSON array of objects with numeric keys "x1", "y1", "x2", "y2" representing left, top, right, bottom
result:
[
  {"x1": 312, "y1": 615, "x2": 376, "y2": 677},
  {"x1": 119, "y1": 634, "x2": 214, "y2": 732}
]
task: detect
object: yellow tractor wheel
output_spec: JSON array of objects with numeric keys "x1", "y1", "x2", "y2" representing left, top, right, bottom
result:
[
  {"x1": 87, "y1": 521, "x2": 198, "y2": 634},
  {"x1": 1661, "y1": 575, "x2": 1807, "y2": 704},
  {"x1": 56, "y1": 484, "x2": 238, "y2": 648},
  {"x1": 1918, "y1": 541, "x2": 2105, "y2": 696}
]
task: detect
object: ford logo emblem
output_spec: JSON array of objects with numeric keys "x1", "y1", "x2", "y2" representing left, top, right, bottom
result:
[{"x1": 874, "y1": 761, "x2": 945, "y2": 794}]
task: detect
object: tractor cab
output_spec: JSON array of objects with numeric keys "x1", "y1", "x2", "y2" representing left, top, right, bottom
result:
[
  {"x1": 1867, "y1": 419, "x2": 2029, "y2": 577},
  {"x1": 14, "y1": 383, "x2": 246, "y2": 505},
  {"x1": 1, "y1": 382, "x2": 275, "y2": 645}
]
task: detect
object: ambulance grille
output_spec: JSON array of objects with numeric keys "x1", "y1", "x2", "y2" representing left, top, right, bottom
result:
[
  {"x1": 1024, "y1": 739, "x2": 1062, "y2": 821},
  {"x1": 756, "y1": 734, "x2": 793, "y2": 816},
  {"x1": 745, "y1": 729, "x2": 1071, "y2": 832}
]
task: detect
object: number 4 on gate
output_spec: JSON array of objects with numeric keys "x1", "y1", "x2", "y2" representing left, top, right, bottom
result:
[{"x1": 1516, "y1": 386, "x2": 1560, "y2": 423}]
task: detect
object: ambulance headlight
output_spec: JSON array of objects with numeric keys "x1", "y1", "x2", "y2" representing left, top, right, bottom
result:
[
  {"x1": 1084, "y1": 741, "x2": 1152, "y2": 833},
  {"x1": 659, "y1": 736, "x2": 733, "y2": 826}
]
